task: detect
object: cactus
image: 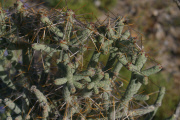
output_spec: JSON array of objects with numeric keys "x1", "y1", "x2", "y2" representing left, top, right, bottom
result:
[{"x1": 0, "y1": 1, "x2": 166, "y2": 120}]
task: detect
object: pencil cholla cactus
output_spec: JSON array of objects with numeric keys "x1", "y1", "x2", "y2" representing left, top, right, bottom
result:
[{"x1": 0, "y1": 1, "x2": 165, "y2": 120}]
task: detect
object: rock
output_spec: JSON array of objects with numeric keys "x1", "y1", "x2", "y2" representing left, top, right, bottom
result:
[
  {"x1": 154, "y1": 23, "x2": 166, "y2": 40},
  {"x1": 152, "y1": 10, "x2": 159, "y2": 17},
  {"x1": 170, "y1": 27, "x2": 180, "y2": 38},
  {"x1": 94, "y1": 0, "x2": 101, "y2": 7},
  {"x1": 166, "y1": 35, "x2": 178, "y2": 52},
  {"x1": 158, "y1": 13, "x2": 171, "y2": 24}
]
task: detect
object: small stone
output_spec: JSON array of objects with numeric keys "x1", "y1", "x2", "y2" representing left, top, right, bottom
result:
[
  {"x1": 94, "y1": 0, "x2": 101, "y2": 7},
  {"x1": 154, "y1": 23, "x2": 165, "y2": 40}
]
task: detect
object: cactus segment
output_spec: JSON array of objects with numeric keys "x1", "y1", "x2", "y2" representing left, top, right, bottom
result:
[
  {"x1": 70, "y1": 24, "x2": 94, "y2": 46},
  {"x1": 135, "y1": 74, "x2": 148, "y2": 85},
  {"x1": 113, "y1": 61, "x2": 123, "y2": 76},
  {"x1": 30, "y1": 85, "x2": 50, "y2": 112},
  {"x1": 115, "y1": 17, "x2": 125, "y2": 37},
  {"x1": 54, "y1": 63, "x2": 91, "y2": 93},
  {"x1": 0, "y1": 65, "x2": 17, "y2": 90},
  {"x1": 128, "y1": 105, "x2": 156, "y2": 117},
  {"x1": 54, "y1": 77, "x2": 68, "y2": 85},
  {"x1": 87, "y1": 68, "x2": 105, "y2": 94},
  {"x1": 135, "y1": 51, "x2": 147, "y2": 70},
  {"x1": 41, "y1": 102, "x2": 49, "y2": 119},
  {"x1": 88, "y1": 51, "x2": 101, "y2": 68},
  {"x1": 142, "y1": 64, "x2": 162, "y2": 76},
  {"x1": 145, "y1": 87, "x2": 165, "y2": 120},
  {"x1": 40, "y1": 15, "x2": 63, "y2": 38},
  {"x1": 107, "y1": 25, "x2": 115, "y2": 39},
  {"x1": 120, "y1": 30, "x2": 130, "y2": 40},
  {"x1": 14, "y1": 0, "x2": 24, "y2": 12},
  {"x1": 117, "y1": 52, "x2": 128, "y2": 65},
  {"x1": 4, "y1": 98, "x2": 21, "y2": 114},
  {"x1": 64, "y1": 9, "x2": 75, "y2": 41},
  {"x1": 63, "y1": 86, "x2": 71, "y2": 103},
  {"x1": 0, "y1": 9, "x2": 6, "y2": 35},
  {"x1": 133, "y1": 94, "x2": 149, "y2": 101}
]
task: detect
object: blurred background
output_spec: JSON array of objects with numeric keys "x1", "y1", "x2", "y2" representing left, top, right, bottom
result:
[{"x1": 0, "y1": 0, "x2": 180, "y2": 119}]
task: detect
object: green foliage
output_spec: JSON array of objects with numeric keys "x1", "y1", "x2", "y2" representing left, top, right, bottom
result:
[
  {"x1": 0, "y1": 1, "x2": 166, "y2": 120},
  {"x1": 0, "y1": 0, "x2": 16, "y2": 8},
  {"x1": 44, "y1": 0, "x2": 100, "y2": 21},
  {"x1": 98, "y1": 0, "x2": 117, "y2": 11},
  {"x1": 43, "y1": 0, "x2": 117, "y2": 20}
]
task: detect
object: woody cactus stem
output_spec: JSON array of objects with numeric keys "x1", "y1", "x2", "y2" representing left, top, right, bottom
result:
[{"x1": 0, "y1": 1, "x2": 166, "y2": 119}]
